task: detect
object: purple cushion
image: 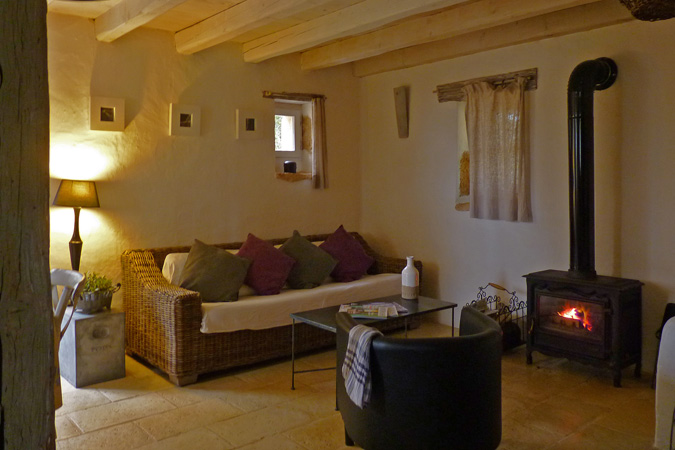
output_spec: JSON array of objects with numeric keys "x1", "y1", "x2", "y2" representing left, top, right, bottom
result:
[
  {"x1": 319, "y1": 225, "x2": 374, "y2": 282},
  {"x1": 237, "y1": 233, "x2": 296, "y2": 295}
]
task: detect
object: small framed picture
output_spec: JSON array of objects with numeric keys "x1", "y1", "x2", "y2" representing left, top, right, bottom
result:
[
  {"x1": 170, "y1": 104, "x2": 201, "y2": 136},
  {"x1": 90, "y1": 97, "x2": 125, "y2": 131},
  {"x1": 236, "y1": 109, "x2": 262, "y2": 140}
]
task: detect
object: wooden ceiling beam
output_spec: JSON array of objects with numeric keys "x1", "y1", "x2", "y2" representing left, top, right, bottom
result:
[
  {"x1": 351, "y1": 0, "x2": 632, "y2": 77},
  {"x1": 241, "y1": 0, "x2": 471, "y2": 63},
  {"x1": 175, "y1": 0, "x2": 356, "y2": 55},
  {"x1": 300, "y1": 0, "x2": 602, "y2": 71},
  {"x1": 95, "y1": 0, "x2": 190, "y2": 43}
]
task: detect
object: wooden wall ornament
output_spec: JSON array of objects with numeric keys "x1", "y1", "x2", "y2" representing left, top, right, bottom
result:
[{"x1": 394, "y1": 85, "x2": 409, "y2": 138}]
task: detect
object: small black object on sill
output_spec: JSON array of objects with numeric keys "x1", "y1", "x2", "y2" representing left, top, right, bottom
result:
[{"x1": 284, "y1": 161, "x2": 297, "y2": 173}]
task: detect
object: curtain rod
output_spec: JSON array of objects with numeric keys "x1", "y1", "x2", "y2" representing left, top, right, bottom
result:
[
  {"x1": 435, "y1": 68, "x2": 538, "y2": 103},
  {"x1": 262, "y1": 91, "x2": 326, "y2": 102}
]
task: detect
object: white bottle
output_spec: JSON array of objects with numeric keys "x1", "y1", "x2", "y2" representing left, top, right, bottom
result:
[{"x1": 402, "y1": 256, "x2": 419, "y2": 300}]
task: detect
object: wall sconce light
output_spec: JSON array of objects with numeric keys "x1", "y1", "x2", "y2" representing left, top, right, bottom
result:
[{"x1": 53, "y1": 180, "x2": 100, "y2": 271}]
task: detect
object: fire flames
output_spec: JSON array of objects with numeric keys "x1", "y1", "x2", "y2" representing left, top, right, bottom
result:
[{"x1": 558, "y1": 306, "x2": 593, "y2": 331}]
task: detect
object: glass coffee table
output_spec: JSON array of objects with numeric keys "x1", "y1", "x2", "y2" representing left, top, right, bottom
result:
[{"x1": 290, "y1": 295, "x2": 457, "y2": 389}]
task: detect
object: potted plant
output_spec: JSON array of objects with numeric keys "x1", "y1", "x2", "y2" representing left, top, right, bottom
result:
[{"x1": 77, "y1": 272, "x2": 121, "y2": 314}]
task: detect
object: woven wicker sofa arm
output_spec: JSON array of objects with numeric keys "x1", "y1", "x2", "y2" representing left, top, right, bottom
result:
[{"x1": 121, "y1": 250, "x2": 203, "y2": 377}]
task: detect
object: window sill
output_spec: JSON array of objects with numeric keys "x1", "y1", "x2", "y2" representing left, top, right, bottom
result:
[{"x1": 276, "y1": 172, "x2": 312, "y2": 182}]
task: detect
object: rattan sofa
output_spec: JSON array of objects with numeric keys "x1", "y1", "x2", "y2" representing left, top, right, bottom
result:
[{"x1": 121, "y1": 232, "x2": 422, "y2": 386}]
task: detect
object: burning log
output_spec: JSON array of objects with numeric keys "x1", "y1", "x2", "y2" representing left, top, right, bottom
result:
[
  {"x1": 556, "y1": 306, "x2": 593, "y2": 331},
  {"x1": 552, "y1": 315, "x2": 584, "y2": 329}
]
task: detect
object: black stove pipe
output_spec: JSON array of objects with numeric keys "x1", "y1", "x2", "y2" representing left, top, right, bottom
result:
[{"x1": 567, "y1": 57, "x2": 618, "y2": 279}]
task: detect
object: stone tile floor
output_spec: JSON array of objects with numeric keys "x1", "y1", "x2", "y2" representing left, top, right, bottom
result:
[{"x1": 56, "y1": 320, "x2": 655, "y2": 449}]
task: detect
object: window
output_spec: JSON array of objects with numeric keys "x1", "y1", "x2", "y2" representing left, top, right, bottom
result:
[
  {"x1": 274, "y1": 107, "x2": 301, "y2": 156},
  {"x1": 264, "y1": 91, "x2": 327, "y2": 188},
  {"x1": 274, "y1": 114, "x2": 302, "y2": 156},
  {"x1": 273, "y1": 101, "x2": 310, "y2": 174}
]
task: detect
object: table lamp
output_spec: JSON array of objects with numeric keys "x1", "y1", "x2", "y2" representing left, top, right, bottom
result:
[{"x1": 53, "y1": 180, "x2": 100, "y2": 271}]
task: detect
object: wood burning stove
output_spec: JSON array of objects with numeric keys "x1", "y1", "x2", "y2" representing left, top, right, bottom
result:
[
  {"x1": 525, "y1": 58, "x2": 642, "y2": 387},
  {"x1": 526, "y1": 270, "x2": 642, "y2": 386}
]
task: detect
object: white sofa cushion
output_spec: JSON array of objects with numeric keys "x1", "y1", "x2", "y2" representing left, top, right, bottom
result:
[
  {"x1": 200, "y1": 273, "x2": 402, "y2": 333},
  {"x1": 162, "y1": 252, "x2": 189, "y2": 284},
  {"x1": 162, "y1": 249, "x2": 400, "y2": 334}
]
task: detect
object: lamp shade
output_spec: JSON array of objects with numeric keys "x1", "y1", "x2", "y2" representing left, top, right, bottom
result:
[{"x1": 53, "y1": 180, "x2": 100, "y2": 208}]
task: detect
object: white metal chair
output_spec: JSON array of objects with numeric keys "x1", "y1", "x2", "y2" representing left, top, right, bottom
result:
[
  {"x1": 50, "y1": 269, "x2": 85, "y2": 409},
  {"x1": 51, "y1": 269, "x2": 85, "y2": 337}
]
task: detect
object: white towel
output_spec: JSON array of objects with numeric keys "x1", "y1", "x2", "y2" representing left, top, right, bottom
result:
[{"x1": 342, "y1": 324, "x2": 382, "y2": 408}]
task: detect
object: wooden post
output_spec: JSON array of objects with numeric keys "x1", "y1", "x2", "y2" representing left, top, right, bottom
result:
[{"x1": 0, "y1": 1, "x2": 53, "y2": 449}]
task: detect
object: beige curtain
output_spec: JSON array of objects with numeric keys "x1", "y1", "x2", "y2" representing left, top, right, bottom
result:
[
  {"x1": 462, "y1": 77, "x2": 531, "y2": 222},
  {"x1": 311, "y1": 97, "x2": 328, "y2": 189}
]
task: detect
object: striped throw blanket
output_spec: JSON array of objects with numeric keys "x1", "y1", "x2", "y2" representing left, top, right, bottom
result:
[{"x1": 342, "y1": 324, "x2": 382, "y2": 409}]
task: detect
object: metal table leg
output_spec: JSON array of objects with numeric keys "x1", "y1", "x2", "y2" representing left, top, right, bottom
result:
[{"x1": 291, "y1": 318, "x2": 296, "y2": 390}]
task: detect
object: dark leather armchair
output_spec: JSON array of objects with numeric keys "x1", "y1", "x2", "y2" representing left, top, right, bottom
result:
[{"x1": 336, "y1": 306, "x2": 502, "y2": 450}]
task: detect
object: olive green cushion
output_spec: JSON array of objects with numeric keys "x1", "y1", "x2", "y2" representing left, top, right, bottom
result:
[
  {"x1": 180, "y1": 239, "x2": 251, "y2": 302},
  {"x1": 281, "y1": 230, "x2": 338, "y2": 289}
]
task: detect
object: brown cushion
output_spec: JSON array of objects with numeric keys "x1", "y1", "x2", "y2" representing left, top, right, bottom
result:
[
  {"x1": 281, "y1": 230, "x2": 338, "y2": 289},
  {"x1": 179, "y1": 239, "x2": 251, "y2": 302}
]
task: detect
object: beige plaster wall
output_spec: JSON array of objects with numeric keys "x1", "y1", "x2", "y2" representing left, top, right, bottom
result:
[
  {"x1": 359, "y1": 19, "x2": 675, "y2": 370},
  {"x1": 47, "y1": 13, "x2": 361, "y2": 306}
]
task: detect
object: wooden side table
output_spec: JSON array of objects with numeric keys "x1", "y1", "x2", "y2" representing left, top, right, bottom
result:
[{"x1": 58, "y1": 308, "x2": 125, "y2": 388}]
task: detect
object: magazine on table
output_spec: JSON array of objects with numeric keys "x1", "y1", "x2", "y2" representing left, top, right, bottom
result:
[{"x1": 339, "y1": 302, "x2": 408, "y2": 319}]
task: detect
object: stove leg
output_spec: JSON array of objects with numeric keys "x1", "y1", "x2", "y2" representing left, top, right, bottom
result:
[
  {"x1": 613, "y1": 370, "x2": 622, "y2": 388},
  {"x1": 634, "y1": 361, "x2": 642, "y2": 378},
  {"x1": 526, "y1": 350, "x2": 533, "y2": 365}
]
